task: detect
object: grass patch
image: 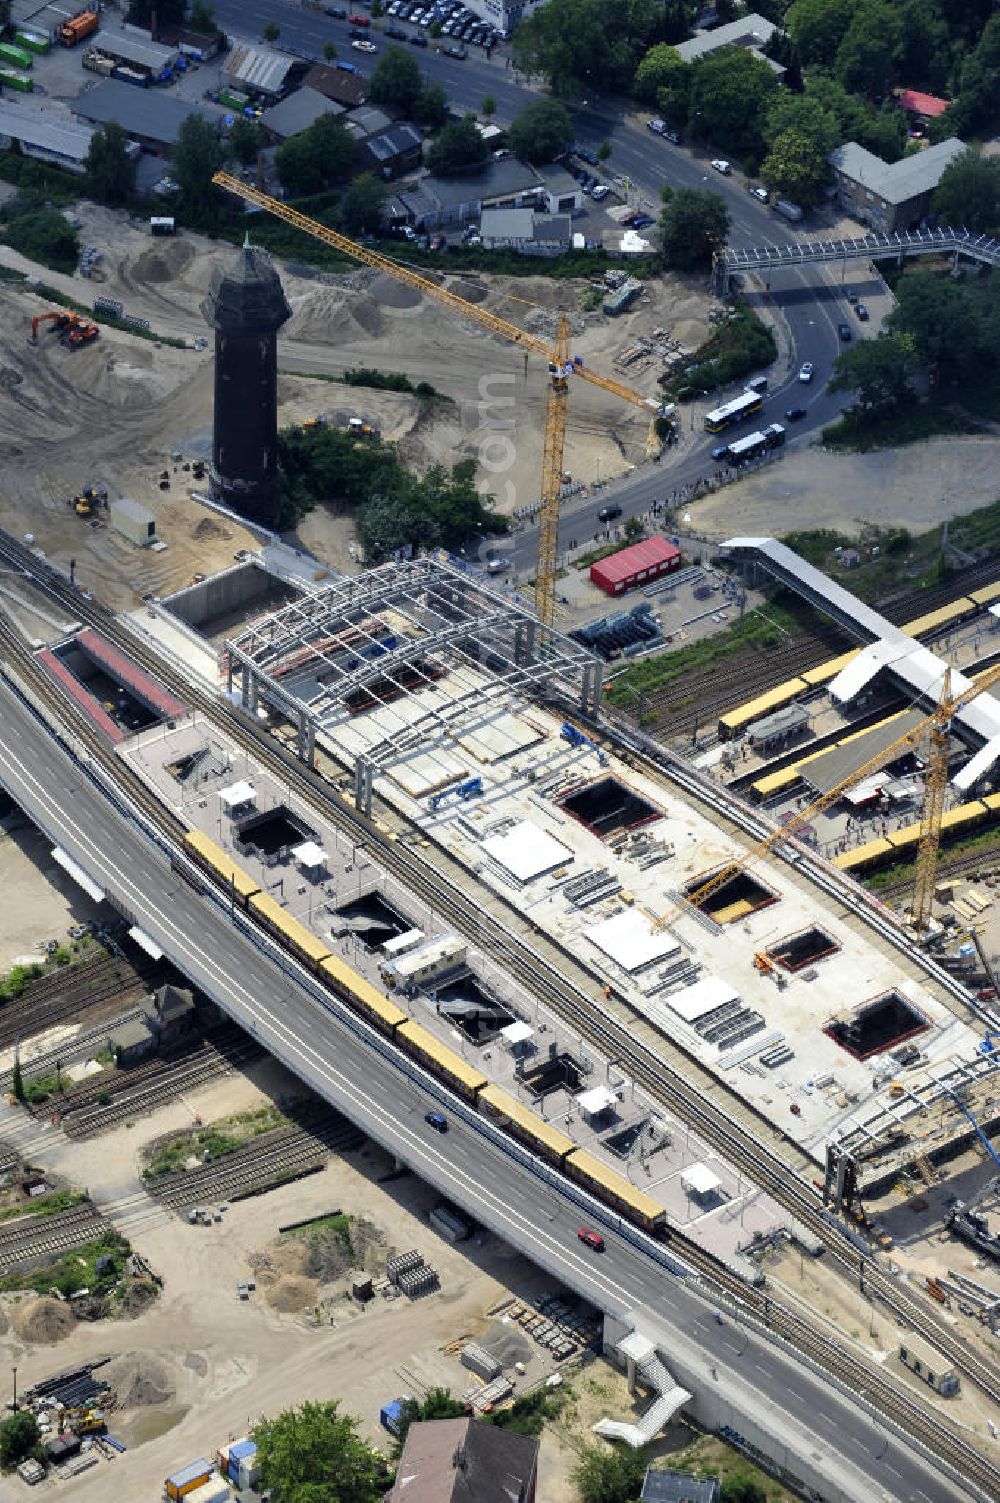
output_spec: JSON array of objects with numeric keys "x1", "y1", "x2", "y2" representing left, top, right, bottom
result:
[
  {"x1": 0, "y1": 1229, "x2": 130, "y2": 1297},
  {"x1": 821, "y1": 402, "x2": 983, "y2": 452},
  {"x1": 865, "y1": 823, "x2": 1000, "y2": 892},
  {"x1": 606, "y1": 593, "x2": 820, "y2": 709},
  {"x1": 662, "y1": 301, "x2": 776, "y2": 402},
  {"x1": 279, "y1": 367, "x2": 451, "y2": 402},
  {"x1": 572, "y1": 542, "x2": 623, "y2": 570},
  {"x1": 488, "y1": 1383, "x2": 570, "y2": 1437},
  {"x1": 22, "y1": 1074, "x2": 66, "y2": 1106},
  {"x1": 32, "y1": 283, "x2": 188, "y2": 350},
  {"x1": 143, "y1": 1104, "x2": 290, "y2": 1179},
  {"x1": 0, "y1": 1190, "x2": 85, "y2": 1225},
  {"x1": 282, "y1": 1211, "x2": 353, "y2": 1248}
]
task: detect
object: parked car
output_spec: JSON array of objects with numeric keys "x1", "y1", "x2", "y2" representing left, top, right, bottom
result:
[
  {"x1": 845, "y1": 290, "x2": 859, "y2": 304},
  {"x1": 785, "y1": 405, "x2": 806, "y2": 421},
  {"x1": 838, "y1": 322, "x2": 852, "y2": 340},
  {"x1": 748, "y1": 185, "x2": 769, "y2": 203},
  {"x1": 855, "y1": 303, "x2": 869, "y2": 320},
  {"x1": 578, "y1": 1228, "x2": 605, "y2": 1252},
  {"x1": 598, "y1": 504, "x2": 622, "y2": 522},
  {"x1": 347, "y1": 11, "x2": 369, "y2": 22},
  {"x1": 590, "y1": 184, "x2": 611, "y2": 201},
  {"x1": 631, "y1": 214, "x2": 654, "y2": 228},
  {"x1": 352, "y1": 37, "x2": 377, "y2": 50},
  {"x1": 711, "y1": 158, "x2": 731, "y2": 175},
  {"x1": 324, "y1": 4, "x2": 347, "y2": 15},
  {"x1": 575, "y1": 146, "x2": 599, "y2": 165},
  {"x1": 663, "y1": 127, "x2": 682, "y2": 143},
  {"x1": 442, "y1": 42, "x2": 467, "y2": 57},
  {"x1": 711, "y1": 444, "x2": 730, "y2": 461},
  {"x1": 798, "y1": 361, "x2": 814, "y2": 382},
  {"x1": 646, "y1": 118, "x2": 667, "y2": 136},
  {"x1": 429, "y1": 232, "x2": 446, "y2": 250},
  {"x1": 408, "y1": 30, "x2": 428, "y2": 43},
  {"x1": 385, "y1": 24, "x2": 407, "y2": 37}
]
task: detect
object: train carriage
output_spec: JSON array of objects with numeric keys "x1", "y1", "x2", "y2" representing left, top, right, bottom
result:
[
  {"x1": 319, "y1": 954, "x2": 407, "y2": 1035},
  {"x1": 183, "y1": 830, "x2": 261, "y2": 905},
  {"x1": 477, "y1": 1084, "x2": 575, "y2": 1167},
  {"x1": 396, "y1": 1019, "x2": 487, "y2": 1101},
  {"x1": 248, "y1": 890, "x2": 333, "y2": 970},
  {"x1": 563, "y1": 1147, "x2": 667, "y2": 1235},
  {"x1": 718, "y1": 679, "x2": 807, "y2": 741}
]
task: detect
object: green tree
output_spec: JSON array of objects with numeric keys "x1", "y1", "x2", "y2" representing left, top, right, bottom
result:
[
  {"x1": 254, "y1": 1401, "x2": 387, "y2": 1503},
  {"x1": 369, "y1": 45, "x2": 425, "y2": 115},
  {"x1": 189, "y1": 0, "x2": 219, "y2": 32},
  {"x1": 686, "y1": 47, "x2": 778, "y2": 162},
  {"x1": 425, "y1": 115, "x2": 489, "y2": 175},
  {"x1": 0, "y1": 1411, "x2": 40, "y2": 1468},
  {"x1": 0, "y1": 202, "x2": 78, "y2": 274},
  {"x1": 341, "y1": 172, "x2": 388, "y2": 234},
  {"x1": 507, "y1": 99, "x2": 573, "y2": 163},
  {"x1": 933, "y1": 149, "x2": 1000, "y2": 232},
  {"x1": 597, "y1": 139, "x2": 612, "y2": 161},
  {"x1": 932, "y1": 16, "x2": 1000, "y2": 141},
  {"x1": 172, "y1": 115, "x2": 225, "y2": 225},
  {"x1": 127, "y1": 0, "x2": 184, "y2": 26},
  {"x1": 828, "y1": 332, "x2": 915, "y2": 411},
  {"x1": 228, "y1": 117, "x2": 263, "y2": 168},
  {"x1": 391, "y1": 1388, "x2": 465, "y2": 1454},
  {"x1": 785, "y1": 0, "x2": 861, "y2": 68},
  {"x1": 659, "y1": 187, "x2": 730, "y2": 271},
  {"x1": 899, "y1": 0, "x2": 952, "y2": 95},
  {"x1": 416, "y1": 81, "x2": 449, "y2": 129},
  {"x1": 276, "y1": 115, "x2": 356, "y2": 196},
  {"x1": 633, "y1": 42, "x2": 684, "y2": 105},
  {"x1": 263, "y1": 19, "x2": 280, "y2": 43},
  {"x1": 85, "y1": 121, "x2": 135, "y2": 208},
  {"x1": 760, "y1": 127, "x2": 829, "y2": 206},
  {"x1": 513, "y1": 0, "x2": 658, "y2": 98},
  {"x1": 720, "y1": 1475, "x2": 768, "y2": 1503},
  {"x1": 323, "y1": 39, "x2": 337, "y2": 61},
  {"x1": 763, "y1": 90, "x2": 840, "y2": 157},
  {"x1": 481, "y1": 95, "x2": 496, "y2": 118},
  {"x1": 887, "y1": 271, "x2": 981, "y2": 383},
  {"x1": 572, "y1": 1444, "x2": 649, "y2": 1503},
  {"x1": 834, "y1": 1, "x2": 904, "y2": 98}
]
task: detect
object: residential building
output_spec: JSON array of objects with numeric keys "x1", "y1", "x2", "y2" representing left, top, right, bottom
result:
[
  {"x1": 479, "y1": 206, "x2": 571, "y2": 256},
  {"x1": 359, "y1": 122, "x2": 423, "y2": 179},
  {"x1": 537, "y1": 164, "x2": 582, "y2": 215},
  {"x1": 897, "y1": 89, "x2": 950, "y2": 123},
  {"x1": 827, "y1": 137, "x2": 966, "y2": 232},
  {"x1": 302, "y1": 61, "x2": 369, "y2": 109},
  {"x1": 261, "y1": 87, "x2": 345, "y2": 143},
  {"x1": 386, "y1": 1417, "x2": 538, "y2": 1503},
  {"x1": 0, "y1": 100, "x2": 98, "y2": 175},
  {"x1": 641, "y1": 1469, "x2": 721, "y2": 1503},
  {"x1": 344, "y1": 104, "x2": 394, "y2": 140},
  {"x1": 73, "y1": 81, "x2": 218, "y2": 154},
  {"x1": 675, "y1": 12, "x2": 783, "y2": 75}
]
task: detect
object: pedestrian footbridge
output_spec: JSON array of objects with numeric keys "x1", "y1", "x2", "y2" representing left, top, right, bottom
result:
[{"x1": 713, "y1": 225, "x2": 1000, "y2": 293}]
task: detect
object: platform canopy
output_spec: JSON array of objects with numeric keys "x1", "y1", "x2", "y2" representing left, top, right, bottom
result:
[
  {"x1": 501, "y1": 1021, "x2": 534, "y2": 1046},
  {"x1": 681, "y1": 1162, "x2": 721, "y2": 1198},
  {"x1": 292, "y1": 840, "x2": 327, "y2": 870},
  {"x1": 51, "y1": 846, "x2": 105, "y2": 903},
  {"x1": 576, "y1": 1085, "x2": 617, "y2": 1116},
  {"x1": 220, "y1": 779, "x2": 256, "y2": 812}
]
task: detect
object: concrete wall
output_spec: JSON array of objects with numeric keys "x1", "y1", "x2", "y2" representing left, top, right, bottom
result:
[{"x1": 163, "y1": 562, "x2": 280, "y2": 630}]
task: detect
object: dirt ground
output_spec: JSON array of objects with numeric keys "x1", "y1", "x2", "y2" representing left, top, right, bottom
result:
[
  {"x1": 0, "y1": 203, "x2": 709, "y2": 601},
  {"x1": 687, "y1": 435, "x2": 1000, "y2": 540},
  {"x1": 0, "y1": 815, "x2": 105, "y2": 970}
]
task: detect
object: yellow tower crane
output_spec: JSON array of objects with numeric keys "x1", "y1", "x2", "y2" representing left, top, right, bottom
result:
[
  {"x1": 211, "y1": 172, "x2": 669, "y2": 626},
  {"x1": 662, "y1": 657, "x2": 1000, "y2": 935}
]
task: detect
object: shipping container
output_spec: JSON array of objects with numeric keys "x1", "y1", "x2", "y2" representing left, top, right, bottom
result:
[
  {"x1": 16, "y1": 31, "x2": 51, "y2": 53},
  {"x1": 0, "y1": 43, "x2": 33, "y2": 68},
  {"x1": 0, "y1": 69, "x2": 33, "y2": 90},
  {"x1": 164, "y1": 1459, "x2": 214, "y2": 1500}
]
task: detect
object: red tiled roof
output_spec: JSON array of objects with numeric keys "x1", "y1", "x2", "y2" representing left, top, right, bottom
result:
[
  {"x1": 590, "y1": 535, "x2": 681, "y2": 588},
  {"x1": 898, "y1": 89, "x2": 949, "y2": 119}
]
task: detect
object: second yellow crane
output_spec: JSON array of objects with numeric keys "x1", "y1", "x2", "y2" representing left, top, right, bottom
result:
[{"x1": 211, "y1": 172, "x2": 671, "y2": 626}]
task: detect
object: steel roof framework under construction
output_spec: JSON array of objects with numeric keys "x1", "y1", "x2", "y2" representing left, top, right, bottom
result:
[{"x1": 224, "y1": 558, "x2": 602, "y2": 810}]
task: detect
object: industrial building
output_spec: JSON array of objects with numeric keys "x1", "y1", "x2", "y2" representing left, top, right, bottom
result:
[
  {"x1": 73, "y1": 81, "x2": 217, "y2": 153},
  {"x1": 85, "y1": 28, "x2": 179, "y2": 79},
  {"x1": 675, "y1": 12, "x2": 782, "y2": 72},
  {"x1": 827, "y1": 137, "x2": 967, "y2": 233},
  {"x1": 479, "y1": 207, "x2": 572, "y2": 257},
  {"x1": 221, "y1": 44, "x2": 300, "y2": 101},
  {"x1": 0, "y1": 99, "x2": 96, "y2": 174},
  {"x1": 590, "y1": 537, "x2": 682, "y2": 596},
  {"x1": 260, "y1": 87, "x2": 345, "y2": 143}
]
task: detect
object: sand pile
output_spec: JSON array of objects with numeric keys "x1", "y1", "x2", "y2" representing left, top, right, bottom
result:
[
  {"x1": 266, "y1": 1275, "x2": 318, "y2": 1314},
  {"x1": 369, "y1": 273, "x2": 422, "y2": 309},
  {"x1": 283, "y1": 286, "x2": 384, "y2": 344},
  {"x1": 12, "y1": 1296, "x2": 75, "y2": 1344},
  {"x1": 104, "y1": 1352, "x2": 176, "y2": 1408},
  {"x1": 132, "y1": 240, "x2": 197, "y2": 285}
]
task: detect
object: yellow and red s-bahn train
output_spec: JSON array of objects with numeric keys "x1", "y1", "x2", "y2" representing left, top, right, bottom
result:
[{"x1": 180, "y1": 831, "x2": 668, "y2": 1238}]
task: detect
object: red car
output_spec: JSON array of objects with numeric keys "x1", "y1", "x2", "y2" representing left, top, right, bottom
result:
[
  {"x1": 578, "y1": 1228, "x2": 605, "y2": 1252},
  {"x1": 348, "y1": 12, "x2": 370, "y2": 23}
]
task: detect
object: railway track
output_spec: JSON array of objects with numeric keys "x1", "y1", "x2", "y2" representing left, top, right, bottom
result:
[
  {"x1": 0, "y1": 953, "x2": 163, "y2": 1052},
  {"x1": 148, "y1": 1115, "x2": 363, "y2": 1213},
  {"x1": 2, "y1": 541, "x2": 999, "y2": 1492},
  {"x1": 0, "y1": 1203, "x2": 106, "y2": 1274},
  {"x1": 54, "y1": 1030, "x2": 264, "y2": 1139}
]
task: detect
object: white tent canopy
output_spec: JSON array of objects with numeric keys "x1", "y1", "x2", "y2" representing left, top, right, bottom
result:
[
  {"x1": 220, "y1": 779, "x2": 256, "y2": 812},
  {"x1": 292, "y1": 840, "x2": 327, "y2": 870}
]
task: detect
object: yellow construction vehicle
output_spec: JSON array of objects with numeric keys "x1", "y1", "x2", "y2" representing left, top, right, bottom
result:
[
  {"x1": 68, "y1": 1408, "x2": 105, "y2": 1436},
  {"x1": 68, "y1": 482, "x2": 107, "y2": 518},
  {"x1": 211, "y1": 171, "x2": 671, "y2": 626}
]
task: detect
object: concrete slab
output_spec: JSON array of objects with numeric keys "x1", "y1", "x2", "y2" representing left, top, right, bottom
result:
[{"x1": 588, "y1": 908, "x2": 681, "y2": 973}]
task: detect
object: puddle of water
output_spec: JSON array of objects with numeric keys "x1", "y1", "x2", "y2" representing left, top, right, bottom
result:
[{"x1": 126, "y1": 1406, "x2": 188, "y2": 1446}]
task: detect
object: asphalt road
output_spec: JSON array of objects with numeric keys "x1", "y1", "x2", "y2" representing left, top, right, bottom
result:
[{"x1": 0, "y1": 674, "x2": 979, "y2": 1503}]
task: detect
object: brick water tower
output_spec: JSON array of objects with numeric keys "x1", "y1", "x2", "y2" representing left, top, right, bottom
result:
[{"x1": 201, "y1": 235, "x2": 291, "y2": 527}]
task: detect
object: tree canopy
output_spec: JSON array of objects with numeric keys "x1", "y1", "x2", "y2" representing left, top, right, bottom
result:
[
  {"x1": 513, "y1": 0, "x2": 663, "y2": 97},
  {"x1": 659, "y1": 187, "x2": 730, "y2": 271},
  {"x1": 253, "y1": 1402, "x2": 387, "y2": 1503},
  {"x1": 507, "y1": 99, "x2": 573, "y2": 163},
  {"x1": 0, "y1": 1412, "x2": 40, "y2": 1469},
  {"x1": 85, "y1": 122, "x2": 135, "y2": 208},
  {"x1": 686, "y1": 47, "x2": 779, "y2": 163},
  {"x1": 276, "y1": 115, "x2": 356, "y2": 196},
  {"x1": 425, "y1": 115, "x2": 489, "y2": 176},
  {"x1": 172, "y1": 115, "x2": 225, "y2": 225},
  {"x1": 369, "y1": 45, "x2": 425, "y2": 116},
  {"x1": 341, "y1": 172, "x2": 388, "y2": 234},
  {"x1": 828, "y1": 332, "x2": 915, "y2": 411},
  {"x1": 572, "y1": 1443, "x2": 649, "y2": 1503},
  {"x1": 932, "y1": 149, "x2": 1000, "y2": 231},
  {"x1": 228, "y1": 117, "x2": 263, "y2": 169},
  {"x1": 415, "y1": 80, "x2": 449, "y2": 129}
]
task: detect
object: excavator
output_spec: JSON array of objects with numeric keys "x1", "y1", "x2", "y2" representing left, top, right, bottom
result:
[
  {"x1": 29, "y1": 310, "x2": 99, "y2": 348},
  {"x1": 68, "y1": 481, "x2": 107, "y2": 519}
]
